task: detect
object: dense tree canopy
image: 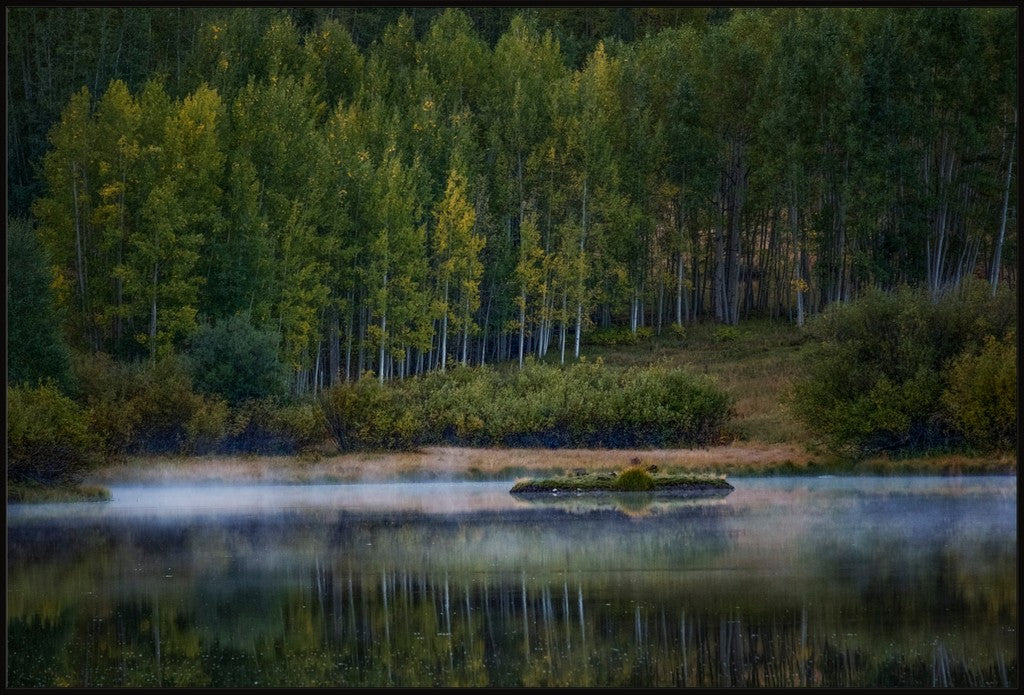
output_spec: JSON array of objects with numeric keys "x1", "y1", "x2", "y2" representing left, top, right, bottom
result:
[{"x1": 8, "y1": 6, "x2": 1017, "y2": 393}]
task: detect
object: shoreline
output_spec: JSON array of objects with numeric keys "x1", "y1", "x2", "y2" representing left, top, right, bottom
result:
[
  {"x1": 80, "y1": 444, "x2": 1015, "y2": 485},
  {"x1": 8, "y1": 445, "x2": 1014, "y2": 503}
]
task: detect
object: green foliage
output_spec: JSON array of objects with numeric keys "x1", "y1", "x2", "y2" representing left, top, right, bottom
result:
[
  {"x1": 220, "y1": 398, "x2": 327, "y2": 454},
  {"x1": 320, "y1": 361, "x2": 731, "y2": 451},
  {"x1": 793, "y1": 284, "x2": 1016, "y2": 455},
  {"x1": 712, "y1": 325, "x2": 740, "y2": 342},
  {"x1": 6, "y1": 218, "x2": 73, "y2": 390},
  {"x1": 7, "y1": 382, "x2": 97, "y2": 484},
  {"x1": 72, "y1": 353, "x2": 223, "y2": 456},
  {"x1": 69, "y1": 349, "x2": 322, "y2": 456},
  {"x1": 942, "y1": 332, "x2": 1016, "y2": 451},
  {"x1": 186, "y1": 313, "x2": 288, "y2": 405},
  {"x1": 184, "y1": 397, "x2": 230, "y2": 455},
  {"x1": 612, "y1": 466, "x2": 655, "y2": 491},
  {"x1": 320, "y1": 378, "x2": 418, "y2": 450},
  {"x1": 270, "y1": 401, "x2": 330, "y2": 453},
  {"x1": 586, "y1": 327, "x2": 653, "y2": 346},
  {"x1": 16, "y1": 7, "x2": 1017, "y2": 399}
]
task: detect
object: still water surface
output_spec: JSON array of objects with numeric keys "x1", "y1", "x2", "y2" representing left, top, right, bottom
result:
[{"x1": 7, "y1": 476, "x2": 1017, "y2": 687}]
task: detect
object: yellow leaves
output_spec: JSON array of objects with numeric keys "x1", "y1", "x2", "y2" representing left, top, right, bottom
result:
[
  {"x1": 357, "y1": 150, "x2": 369, "y2": 162},
  {"x1": 218, "y1": 55, "x2": 229, "y2": 72},
  {"x1": 49, "y1": 265, "x2": 73, "y2": 305},
  {"x1": 98, "y1": 182, "x2": 122, "y2": 201},
  {"x1": 422, "y1": 98, "x2": 435, "y2": 111},
  {"x1": 98, "y1": 160, "x2": 111, "y2": 176},
  {"x1": 791, "y1": 277, "x2": 809, "y2": 293}
]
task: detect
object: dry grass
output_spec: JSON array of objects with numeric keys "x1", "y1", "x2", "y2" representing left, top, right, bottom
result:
[{"x1": 84, "y1": 443, "x2": 819, "y2": 484}]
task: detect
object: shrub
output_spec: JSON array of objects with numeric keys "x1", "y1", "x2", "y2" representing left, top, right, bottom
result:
[
  {"x1": 320, "y1": 378, "x2": 418, "y2": 450},
  {"x1": 613, "y1": 466, "x2": 655, "y2": 491},
  {"x1": 793, "y1": 282, "x2": 1016, "y2": 455},
  {"x1": 320, "y1": 361, "x2": 732, "y2": 451},
  {"x1": 129, "y1": 356, "x2": 209, "y2": 453},
  {"x1": 186, "y1": 313, "x2": 288, "y2": 406},
  {"x1": 70, "y1": 353, "x2": 140, "y2": 455},
  {"x1": 271, "y1": 401, "x2": 331, "y2": 453},
  {"x1": 7, "y1": 382, "x2": 97, "y2": 484},
  {"x1": 712, "y1": 325, "x2": 741, "y2": 342},
  {"x1": 942, "y1": 332, "x2": 1016, "y2": 450},
  {"x1": 184, "y1": 396, "x2": 230, "y2": 455},
  {"x1": 72, "y1": 353, "x2": 222, "y2": 456},
  {"x1": 585, "y1": 327, "x2": 653, "y2": 346}
]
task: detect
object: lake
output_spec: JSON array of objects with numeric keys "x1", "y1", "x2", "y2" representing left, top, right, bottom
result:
[{"x1": 6, "y1": 476, "x2": 1017, "y2": 687}]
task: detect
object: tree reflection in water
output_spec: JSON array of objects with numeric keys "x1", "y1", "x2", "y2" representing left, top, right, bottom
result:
[{"x1": 7, "y1": 479, "x2": 1017, "y2": 687}]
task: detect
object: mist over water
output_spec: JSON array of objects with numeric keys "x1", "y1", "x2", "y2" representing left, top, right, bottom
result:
[{"x1": 7, "y1": 476, "x2": 1016, "y2": 687}]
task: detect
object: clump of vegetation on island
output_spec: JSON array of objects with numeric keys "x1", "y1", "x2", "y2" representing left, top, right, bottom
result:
[{"x1": 510, "y1": 465, "x2": 733, "y2": 495}]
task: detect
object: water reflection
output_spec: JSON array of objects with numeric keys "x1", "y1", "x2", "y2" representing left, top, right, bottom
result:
[{"x1": 7, "y1": 477, "x2": 1017, "y2": 687}]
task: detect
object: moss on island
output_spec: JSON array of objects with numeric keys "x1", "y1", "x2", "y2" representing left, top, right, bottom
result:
[{"x1": 510, "y1": 465, "x2": 733, "y2": 497}]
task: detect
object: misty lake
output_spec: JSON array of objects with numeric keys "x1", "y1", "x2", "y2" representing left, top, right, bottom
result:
[{"x1": 7, "y1": 475, "x2": 1016, "y2": 688}]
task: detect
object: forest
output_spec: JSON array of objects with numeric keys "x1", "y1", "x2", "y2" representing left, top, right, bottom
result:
[{"x1": 8, "y1": 5, "x2": 1017, "y2": 393}]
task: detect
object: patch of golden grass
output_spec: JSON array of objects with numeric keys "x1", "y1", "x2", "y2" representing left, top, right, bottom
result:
[{"x1": 83, "y1": 443, "x2": 818, "y2": 484}]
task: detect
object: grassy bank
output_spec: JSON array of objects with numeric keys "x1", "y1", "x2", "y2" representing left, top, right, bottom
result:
[
  {"x1": 7, "y1": 482, "x2": 112, "y2": 503},
  {"x1": 10, "y1": 319, "x2": 1015, "y2": 500},
  {"x1": 73, "y1": 444, "x2": 1014, "y2": 489}
]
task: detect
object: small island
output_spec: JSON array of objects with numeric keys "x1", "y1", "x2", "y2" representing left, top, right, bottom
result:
[{"x1": 510, "y1": 464, "x2": 734, "y2": 498}]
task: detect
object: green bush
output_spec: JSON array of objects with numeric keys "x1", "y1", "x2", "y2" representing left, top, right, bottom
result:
[
  {"x1": 129, "y1": 357, "x2": 209, "y2": 453},
  {"x1": 585, "y1": 327, "x2": 653, "y2": 346},
  {"x1": 320, "y1": 378, "x2": 418, "y2": 450},
  {"x1": 613, "y1": 466, "x2": 655, "y2": 491},
  {"x1": 184, "y1": 396, "x2": 230, "y2": 455},
  {"x1": 7, "y1": 382, "x2": 97, "y2": 484},
  {"x1": 72, "y1": 353, "x2": 224, "y2": 456},
  {"x1": 942, "y1": 332, "x2": 1016, "y2": 450},
  {"x1": 712, "y1": 325, "x2": 741, "y2": 342},
  {"x1": 70, "y1": 353, "x2": 141, "y2": 455},
  {"x1": 793, "y1": 282, "x2": 1016, "y2": 455},
  {"x1": 271, "y1": 401, "x2": 331, "y2": 453},
  {"x1": 186, "y1": 313, "x2": 288, "y2": 406},
  {"x1": 320, "y1": 361, "x2": 732, "y2": 451}
]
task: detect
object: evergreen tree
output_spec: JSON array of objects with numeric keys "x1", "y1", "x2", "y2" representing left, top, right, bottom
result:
[{"x1": 6, "y1": 218, "x2": 74, "y2": 391}]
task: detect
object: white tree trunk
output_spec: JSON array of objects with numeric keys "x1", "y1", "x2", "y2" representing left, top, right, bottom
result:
[
  {"x1": 441, "y1": 278, "x2": 449, "y2": 371},
  {"x1": 991, "y1": 114, "x2": 1015, "y2": 295}
]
